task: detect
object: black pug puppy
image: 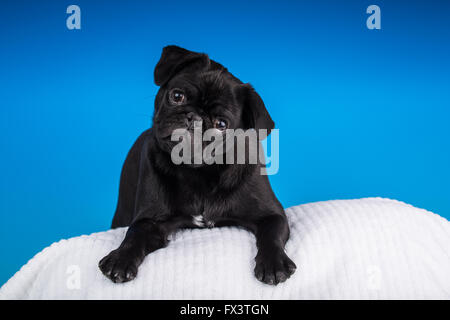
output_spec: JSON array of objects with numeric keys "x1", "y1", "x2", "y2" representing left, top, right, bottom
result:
[{"x1": 99, "y1": 45, "x2": 296, "y2": 285}]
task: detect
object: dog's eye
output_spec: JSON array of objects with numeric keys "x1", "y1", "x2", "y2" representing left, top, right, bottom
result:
[
  {"x1": 168, "y1": 88, "x2": 186, "y2": 105},
  {"x1": 213, "y1": 118, "x2": 228, "y2": 130}
]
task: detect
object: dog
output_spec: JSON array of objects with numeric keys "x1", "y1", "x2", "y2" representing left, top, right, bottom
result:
[{"x1": 99, "y1": 45, "x2": 296, "y2": 285}]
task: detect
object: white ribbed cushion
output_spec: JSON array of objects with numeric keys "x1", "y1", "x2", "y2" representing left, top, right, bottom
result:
[{"x1": 1, "y1": 198, "x2": 449, "y2": 299}]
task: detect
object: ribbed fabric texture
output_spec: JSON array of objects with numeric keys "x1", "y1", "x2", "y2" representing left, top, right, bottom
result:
[{"x1": 1, "y1": 198, "x2": 449, "y2": 299}]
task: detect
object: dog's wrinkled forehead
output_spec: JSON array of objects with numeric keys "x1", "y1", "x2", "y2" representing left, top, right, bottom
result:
[
  {"x1": 198, "y1": 70, "x2": 230, "y2": 97},
  {"x1": 201, "y1": 71, "x2": 235, "y2": 104}
]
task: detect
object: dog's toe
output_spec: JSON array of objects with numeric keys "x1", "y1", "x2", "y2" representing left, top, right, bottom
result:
[{"x1": 275, "y1": 270, "x2": 288, "y2": 283}]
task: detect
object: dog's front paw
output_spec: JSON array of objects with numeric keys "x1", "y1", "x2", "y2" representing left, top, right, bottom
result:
[
  {"x1": 254, "y1": 250, "x2": 296, "y2": 285},
  {"x1": 98, "y1": 249, "x2": 140, "y2": 283}
]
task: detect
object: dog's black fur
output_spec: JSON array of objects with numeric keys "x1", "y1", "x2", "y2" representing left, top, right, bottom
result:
[{"x1": 99, "y1": 46, "x2": 296, "y2": 285}]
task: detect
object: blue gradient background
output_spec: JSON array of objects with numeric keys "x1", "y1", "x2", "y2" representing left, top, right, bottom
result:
[{"x1": 0, "y1": 0, "x2": 449, "y2": 285}]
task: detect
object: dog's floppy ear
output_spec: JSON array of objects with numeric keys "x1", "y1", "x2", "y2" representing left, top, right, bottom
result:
[
  {"x1": 154, "y1": 45, "x2": 210, "y2": 86},
  {"x1": 237, "y1": 84, "x2": 275, "y2": 139}
]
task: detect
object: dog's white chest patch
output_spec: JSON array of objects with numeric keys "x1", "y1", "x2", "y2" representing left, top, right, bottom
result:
[
  {"x1": 192, "y1": 214, "x2": 205, "y2": 227},
  {"x1": 192, "y1": 213, "x2": 214, "y2": 228}
]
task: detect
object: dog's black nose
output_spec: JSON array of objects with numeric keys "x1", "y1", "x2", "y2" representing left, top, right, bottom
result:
[{"x1": 186, "y1": 112, "x2": 202, "y2": 129}]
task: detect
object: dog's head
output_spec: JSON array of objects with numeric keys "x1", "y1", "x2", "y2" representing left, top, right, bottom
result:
[{"x1": 152, "y1": 45, "x2": 274, "y2": 165}]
